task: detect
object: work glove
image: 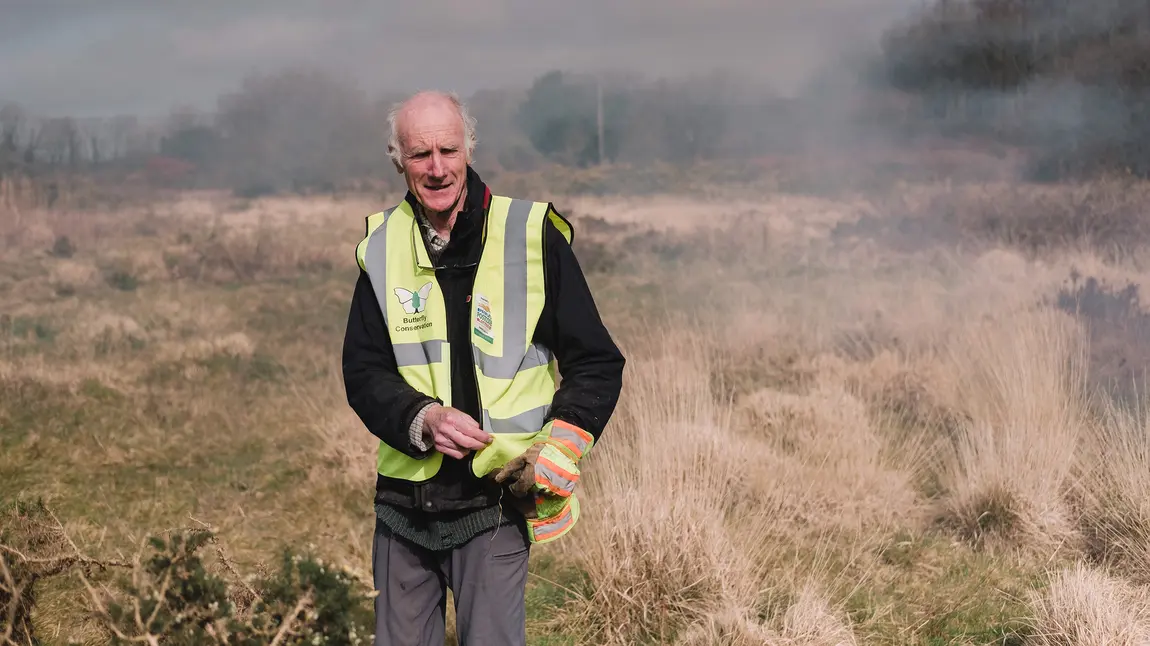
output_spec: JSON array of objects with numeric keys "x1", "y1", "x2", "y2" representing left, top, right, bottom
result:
[
  {"x1": 493, "y1": 442, "x2": 580, "y2": 498},
  {"x1": 492, "y1": 419, "x2": 594, "y2": 499},
  {"x1": 492, "y1": 443, "x2": 544, "y2": 496},
  {"x1": 492, "y1": 420, "x2": 594, "y2": 545}
]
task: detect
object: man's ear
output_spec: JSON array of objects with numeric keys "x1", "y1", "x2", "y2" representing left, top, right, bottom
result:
[{"x1": 388, "y1": 145, "x2": 404, "y2": 174}]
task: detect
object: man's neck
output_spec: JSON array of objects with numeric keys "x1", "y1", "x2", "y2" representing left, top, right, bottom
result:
[{"x1": 419, "y1": 184, "x2": 468, "y2": 240}]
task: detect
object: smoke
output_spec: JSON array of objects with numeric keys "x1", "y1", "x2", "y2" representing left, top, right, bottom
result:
[
  {"x1": 32, "y1": 0, "x2": 1150, "y2": 193},
  {"x1": 3, "y1": 1, "x2": 920, "y2": 118},
  {"x1": 880, "y1": 0, "x2": 1150, "y2": 179}
]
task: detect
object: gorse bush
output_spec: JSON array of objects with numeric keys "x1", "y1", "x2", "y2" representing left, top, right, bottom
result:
[
  {"x1": 1, "y1": 499, "x2": 96, "y2": 645},
  {"x1": 1, "y1": 500, "x2": 374, "y2": 645},
  {"x1": 93, "y1": 532, "x2": 373, "y2": 645}
]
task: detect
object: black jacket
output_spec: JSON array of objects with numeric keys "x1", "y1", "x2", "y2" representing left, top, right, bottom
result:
[{"x1": 341, "y1": 166, "x2": 625, "y2": 512}]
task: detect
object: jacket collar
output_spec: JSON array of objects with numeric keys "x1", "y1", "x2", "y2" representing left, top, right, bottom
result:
[{"x1": 407, "y1": 165, "x2": 490, "y2": 269}]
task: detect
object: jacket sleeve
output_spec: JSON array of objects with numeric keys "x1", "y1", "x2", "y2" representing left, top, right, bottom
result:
[
  {"x1": 535, "y1": 213, "x2": 626, "y2": 442},
  {"x1": 342, "y1": 269, "x2": 439, "y2": 458}
]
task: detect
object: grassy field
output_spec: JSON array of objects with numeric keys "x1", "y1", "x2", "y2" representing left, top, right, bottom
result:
[{"x1": 5, "y1": 171, "x2": 1150, "y2": 644}]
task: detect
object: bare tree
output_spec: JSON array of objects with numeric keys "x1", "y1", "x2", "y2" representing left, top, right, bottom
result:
[
  {"x1": 39, "y1": 118, "x2": 80, "y2": 166},
  {"x1": 107, "y1": 114, "x2": 139, "y2": 160},
  {"x1": 0, "y1": 104, "x2": 24, "y2": 158},
  {"x1": 214, "y1": 66, "x2": 386, "y2": 194},
  {"x1": 21, "y1": 122, "x2": 40, "y2": 166}
]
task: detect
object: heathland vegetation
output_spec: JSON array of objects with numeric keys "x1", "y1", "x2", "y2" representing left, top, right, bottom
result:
[{"x1": 9, "y1": 1, "x2": 1150, "y2": 643}]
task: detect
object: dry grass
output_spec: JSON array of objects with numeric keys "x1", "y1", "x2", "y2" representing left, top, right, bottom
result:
[
  {"x1": 555, "y1": 343, "x2": 764, "y2": 645},
  {"x1": 930, "y1": 308, "x2": 1088, "y2": 554},
  {"x1": 8, "y1": 174, "x2": 1150, "y2": 643},
  {"x1": 673, "y1": 584, "x2": 858, "y2": 646},
  {"x1": 1026, "y1": 562, "x2": 1150, "y2": 645},
  {"x1": 1074, "y1": 397, "x2": 1150, "y2": 584}
]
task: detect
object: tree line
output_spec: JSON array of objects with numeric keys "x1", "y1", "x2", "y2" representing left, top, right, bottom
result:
[
  {"x1": 9, "y1": 0, "x2": 1148, "y2": 204},
  {"x1": 880, "y1": 0, "x2": 1150, "y2": 179},
  {"x1": 1, "y1": 67, "x2": 800, "y2": 198}
]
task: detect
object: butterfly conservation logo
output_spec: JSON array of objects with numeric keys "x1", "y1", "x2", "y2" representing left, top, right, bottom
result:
[{"x1": 393, "y1": 282, "x2": 434, "y2": 332}]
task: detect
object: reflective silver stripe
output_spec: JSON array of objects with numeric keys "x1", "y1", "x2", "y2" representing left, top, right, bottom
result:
[
  {"x1": 535, "y1": 461, "x2": 577, "y2": 496},
  {"x1": 363, "y1": 208, "x2": 447, "y2": 370},
  {"x1": 393, "y1": 340, "x2": 445, "y2": 367},
  {"x1": 474, "y1": 199, "x2": 534, "y2": 380},
  {"x1": 532, "y1": 506, "x2": 574, "y2": 539},
  {"x1": 549, "y1": 424, "x2": 592, "y2": 459},
  {"x1": 483, "y1": 405, "x2": 550, "y2": 435},
  {"x1": 364, "y1": 207, "x2": 397, "y2": 327}
]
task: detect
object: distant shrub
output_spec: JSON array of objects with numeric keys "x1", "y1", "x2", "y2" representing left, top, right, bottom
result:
[
  {"x1": 961, "y1": 182, "x2": 1150, "y2": 258},
  {"x1": 49, "y1": 234, "x2": 75, "y2": 258},
  {"x1": 234, "y1": 182, "x2": 278, "y2": 199},
  {"x1": 836, "y1": 180, "x2": 1150, "y2": 259},
  {"x1": 105, "y1": 270, "x2": 139, "y2": 292},
  {"x1": 1050, "y1": 271, "x2": 1150, "y2": 404}
]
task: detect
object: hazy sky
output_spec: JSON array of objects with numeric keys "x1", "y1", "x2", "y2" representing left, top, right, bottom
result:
[{"x1": 2, "y1": 0, "x2": 922, "y2": 118}]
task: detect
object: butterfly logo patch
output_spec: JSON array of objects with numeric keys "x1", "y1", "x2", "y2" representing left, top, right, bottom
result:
[{"x1": 394, "y1": 282, "x2": 433, "y2": 314}]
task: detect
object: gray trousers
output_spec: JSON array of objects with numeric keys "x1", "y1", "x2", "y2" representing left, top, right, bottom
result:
[{"x1": 371, "y1": 520, "x2": 531, "y2": 646}]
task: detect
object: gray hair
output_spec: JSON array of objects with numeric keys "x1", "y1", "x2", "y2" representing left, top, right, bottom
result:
[{"x1": 387, "y1": 91, "x2": 478, "y2": 169}]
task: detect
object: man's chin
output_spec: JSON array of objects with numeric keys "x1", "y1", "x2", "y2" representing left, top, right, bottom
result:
[{"x1": 420, "y1": 187, "x2": 459, "y2": 214}]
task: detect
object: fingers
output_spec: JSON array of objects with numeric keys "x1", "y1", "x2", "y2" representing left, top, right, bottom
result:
[
  {"x1": 426, "y1": 407, "x2": 491, "y2": 458},
  {"x1": 434, "y1": 439, "x2": 466, "y2": 460},
  {"x1": 446, "y1": 429, "x2": 486, "y2": 452},
  {"x1": 510, "y1": 475, "x2": 535, "y2": 497},
  {"x1": 510, "y1": 460, "x2": 536, "y2": 496},
  {"x1": 451, "y1": 414, "x2": 493, "y2": 446},
  {"x1": 494, "y1": 456, "x2": 526, "y2": 483}
]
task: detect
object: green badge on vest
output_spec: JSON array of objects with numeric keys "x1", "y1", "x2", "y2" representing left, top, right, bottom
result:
[{"x1": 474, "y1": 293, "x2": 494, "y2": 344}]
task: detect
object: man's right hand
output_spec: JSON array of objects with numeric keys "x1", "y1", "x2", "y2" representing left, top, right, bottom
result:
[{"x1": 424, "y1": 405, "x2": 493, "y2": 459}]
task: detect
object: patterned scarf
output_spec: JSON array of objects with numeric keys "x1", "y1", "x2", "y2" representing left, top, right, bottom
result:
[{"x1": 414, "y1": 206, "x2": 450, "y2": 265}]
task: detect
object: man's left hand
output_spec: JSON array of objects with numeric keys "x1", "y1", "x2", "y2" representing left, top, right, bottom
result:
[{"x1": 492, "y1": 443, "x2": 544, "y2": 496}]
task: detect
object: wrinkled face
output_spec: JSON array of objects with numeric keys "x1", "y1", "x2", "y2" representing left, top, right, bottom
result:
[{"x1": 394, "y1": 97, "x2": 469, "y2": 217}]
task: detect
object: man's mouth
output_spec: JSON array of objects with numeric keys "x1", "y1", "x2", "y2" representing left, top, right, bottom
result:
[{"x1": 425, "y1": 183, "x2": 451, "y2": 193}]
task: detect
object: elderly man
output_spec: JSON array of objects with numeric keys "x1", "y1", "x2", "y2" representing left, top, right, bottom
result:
[{"x1": 341, "y1": 90, "x2": 625, "y2": 645}]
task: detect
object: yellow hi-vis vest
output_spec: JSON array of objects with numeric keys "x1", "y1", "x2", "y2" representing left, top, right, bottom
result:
[{"x1": 354, "y1": 194, "x2": 582, "y2": 487}]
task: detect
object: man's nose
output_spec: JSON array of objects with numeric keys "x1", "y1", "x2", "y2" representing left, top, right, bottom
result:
[{"x1": 428, "y1": 152, "x2": 446, "y2": 177}]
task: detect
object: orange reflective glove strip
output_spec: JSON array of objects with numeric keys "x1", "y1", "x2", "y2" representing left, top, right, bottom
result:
[{"x1": 545, "y1": 419, "x2": 594, "y2": 461}]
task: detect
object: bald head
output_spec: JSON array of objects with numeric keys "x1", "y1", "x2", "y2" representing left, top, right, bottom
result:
[
  {"x1": 387, "y1": 90, "x2": 476, "y2": 219},
  {"x1": 387, "y1": 91, "x2": 477, "y2": 171}
]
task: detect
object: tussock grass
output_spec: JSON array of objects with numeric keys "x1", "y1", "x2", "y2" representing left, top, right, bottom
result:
[
  {"x1": 1074, "y1": 397, "x2": 1150, "y2": 583},
  {"x1": 557, "y1": 344, "x2": 766, "y2": 645},
  {"x1": 931, "y1": 309, "x2": 1088, "y2": 554},
  {"x1": 555, "y1": 326, "x2": 909, "y2": 644},
  {"x1": 1026, "y1": 562, "x2": 1150, "y2": 645},
  {"x1": 776, "y1": 584, "x2": 859, "y2": 646},
  {"x1": 735, "y1": 380, "x2": 921, "y2": 534},
  {"x1": 673, "y1": 584, "x2": 858, "y2": 646}
]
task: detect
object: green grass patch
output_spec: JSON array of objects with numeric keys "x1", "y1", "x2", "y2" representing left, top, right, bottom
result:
[
  {"x1": 850, "y1": 531, "x2": 1041, "y2": 645},
  {"x1": 2, "y1": 314, "x2": 57, "y2": 343},
  {"x1": 526, "y1": 554, "x2": 588, "y2": 646}
]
